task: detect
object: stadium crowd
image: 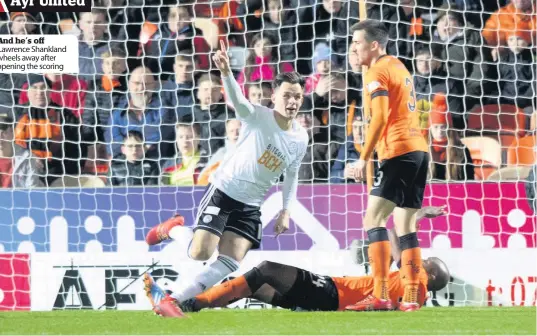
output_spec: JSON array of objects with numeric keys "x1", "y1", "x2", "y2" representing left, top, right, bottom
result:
[{"x1": 0, "y1": 0, "x2": 535, "y2": 188}]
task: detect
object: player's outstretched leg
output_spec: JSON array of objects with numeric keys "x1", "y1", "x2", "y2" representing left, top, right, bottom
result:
[
  {"x1": 154, "y1": 232, "x2": 245, "y2": 317},
  {"x1": 143, "y1": 273, "x2": 186, "y2": 318},
  {"x1": 188, "y1": 272, "x2": 255, "y2": 311},
  {"x1": 145, "y1": 214, "x2": 185, "y2": 245},
  {"x1": 191, "y1": 261, "x2": 329, "y2": 311},
  {"x1": 346, "y1": 195, "x2": 395, "y2": 312},
  {"x1": 157, "y1": 262, "x2": 297, "y2": 313},
  {"x1": 394, "y1": 208, "x2": 422, "y2": 312}
]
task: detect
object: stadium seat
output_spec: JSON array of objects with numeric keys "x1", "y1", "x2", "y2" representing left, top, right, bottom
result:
[
  {"x1": 507, "y1": 135, "x2": 537, "y2": 166},
  {"x1": 486, "y1": 166, "x2": 532, "y2": 181},
  {"x1": 467, "y1": 104, "x2": 527, "y2": 137},
  {"x1": 461, "y1": 136, "x2": 502, "y2": 180}
]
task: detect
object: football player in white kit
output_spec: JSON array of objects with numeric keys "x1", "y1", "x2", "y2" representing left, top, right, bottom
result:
[{"x1": 143, "y1": 41, "x2": 310, "y2": 317}]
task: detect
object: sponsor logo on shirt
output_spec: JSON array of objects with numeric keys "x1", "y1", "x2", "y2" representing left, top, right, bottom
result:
[{"x1": 257, "y1": 144, "x2": 285, "y2": 172}]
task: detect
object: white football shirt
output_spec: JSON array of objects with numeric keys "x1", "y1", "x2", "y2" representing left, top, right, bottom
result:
[{"x1": 210, "y1": 104, "x2": 309, "y2": 206}]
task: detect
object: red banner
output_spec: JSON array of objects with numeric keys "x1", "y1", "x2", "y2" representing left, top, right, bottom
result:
[{"x1": 0, "y1": 254, "x2": 31, "y2": 311}]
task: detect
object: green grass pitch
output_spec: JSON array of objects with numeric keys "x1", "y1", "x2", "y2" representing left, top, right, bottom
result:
[{"x1": 1, "y1": 307, "x2": 535, "y2": 335}]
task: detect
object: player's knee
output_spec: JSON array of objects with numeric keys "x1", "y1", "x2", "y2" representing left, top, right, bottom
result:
[
  {"x1": 393, "y1": 207, "x2": 419, "y2": 235},
  {"x1": 256, "y1": 260, "x2": 273, "y2": 273},
  {"x1": 188, "y1": 230, "x2": 220, "y2": 260},
  {"x1": 188, "y1": 243, "x2": 215, "y2": 261},
  {"x1": 255, "y1": 260, "x2": 282, "y2": 277},
  {"x1": 363, "y1": 210, "x2": 388, "y2": 231},
  {"x1": 189, "y1": 247, "x2": 213, "y2": 261},
  {"x1": 364, "y1": 196, "x2": 394, "y2": 230}
]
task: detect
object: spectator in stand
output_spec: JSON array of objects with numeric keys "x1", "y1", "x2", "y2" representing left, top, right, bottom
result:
[
  {"x1": 451, "y1": 0, "x2": 504, "y2": 29},
  {"x1": 428, "y1": 94, "x2": 474, "y2": 182},
  {"x1": 0, "y1": 12, "x2": 38, "y2": 35},
  {"x1": 362, "y1": 0, "x2": 414, "y2": 68},
  {"x1": 84, "y1": 46, "x2": 129, "y2": 135},
  {"x1": 193, "y1": 73, "x2": 235, "y2": 156},
  {"x1": 330, "y1": 114, "x2": 366, "y2": 183},
  {"x1": 345, "y1": 43, "x2": 364, "y2": 120},
  {"x1": 305, "y1": 43, "x2": 334, "y2": 95},
  {"x1": 236, "y1": 0, "x2": 258, "y2": 40},
  {"x1": 197, "y1": 118, "x2": 242, "y2": 185},
  {"x1": 0, "y1": 115, "x2": 44, "y2": 188},
  {"x1": 496, "y1": 31, "x2": 536, "y2": 110},
  {"x1": 14, "y1": 75, "x2": 94, "y2": 185},
  {"x1": 96, "y1": 0, "x2": 147, "y2": 70},
  {"x1": 18, "y1": 73, "x2": 89, "y2": 118},
  {"x1": 162, "y1": 122, "x2": 208, "y2": 186},
  {"x1": 78, "y1": 9, "x2": 111, "y2": 81},
  {"x1": 413, "y1": 46, "x2": 458, "y2": 132},
  {"x1": 140, "y1": 3, "x2": 211, "y2": 79},
  {"x1": 483, "y1": 0, "x2": 536, "y2": 56},
  {"x1": 246, "y1": 82, "x2": 273, "y2": 108},
  {"x1": 238, "y1": 34, "x2": 294, "y2": 93},
  {"x1": 161, "y1": 53, "x2": 198, "y2": 122},
  {"x1": 298, "y1": 0, "x2": 359, "y2": 70},
  {"x1": 398, "y1": 0, "x2": 433, "y2": 42},
  {"x1": 432, "y1": 6, "x2": 495, "y2": 113},
  {"x1": 0, "y1": 13, "x2": 40, "y2": 119},
  {"x1": 83, "y1": 45, "x2": 129, "y2": 173},
  {"x1": 258, "y1": 0, "x2": 300, "y2": 65},
  {"x1": 311, "y1": 71, "x2": 358, "y2": 150},
  {"x1": 110, "y1": 130, "x2": 160, "y2": 186},
  {"x1": 296, "y1": 110, "x2": 329, "y2": 183},
  {"x1": 105, "y1": 66, "x2": 175, "y2": 160}
]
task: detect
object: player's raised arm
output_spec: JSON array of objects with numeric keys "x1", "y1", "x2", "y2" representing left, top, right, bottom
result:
[{"x1": 212, "y1": 40, "x2": 255, "y2": 119}]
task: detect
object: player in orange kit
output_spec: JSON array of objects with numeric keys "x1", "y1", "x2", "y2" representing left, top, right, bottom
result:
[
  {"x1": 143, "y1": 206, "x2": 448, "y2": 315},
  {"x1": 346, "y1": 20, "x2": 430, "y2": 312}
]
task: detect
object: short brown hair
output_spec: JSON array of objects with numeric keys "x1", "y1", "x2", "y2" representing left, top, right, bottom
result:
[
  {"x1": 272, "y1": 72, "x2": 304, "y2": 90},
  {"x1": 175, "y1": 52, "x2": 195, "y2": 64},
  {"x1": 125, "y1": 130, "x2": 144, "y2": 143},
  {"x1": 176, "y1": 115, "x2": 201, "y2": 136},
  {"x1": 101, "y1": 45, "x2": 127, "y2": 59},
  {"x1": 246, "y1": 81, "x2": 272, "y2": 92},
  {"x1": 176, "y1": 122, "x2": 201, "y2": 136},
  {"x1": 197, "y1": 73, "x2": 221, "y2": 87},
  {"x1": 350, "y1": 20, "x2": 389, "y2": 48},
  {"x1": 80, "y1": 8, "x2": 108, "y2": 20}
]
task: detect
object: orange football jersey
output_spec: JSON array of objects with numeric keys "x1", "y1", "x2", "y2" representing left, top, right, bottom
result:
[
  {"x1": 331, "y1": 270, "x2": 429, "y2": 311},
  {"x1": 363, "y1": 55, "x2": 428, "y2": 161}
]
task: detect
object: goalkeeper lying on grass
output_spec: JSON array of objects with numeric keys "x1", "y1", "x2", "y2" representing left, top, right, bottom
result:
[{"x1": 144, "y1": 206, "x2": 449, "y2": 317}]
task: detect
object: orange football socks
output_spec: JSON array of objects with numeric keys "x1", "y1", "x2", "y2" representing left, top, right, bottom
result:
[
  {"x1": 367, "y1": 228, "x2": 391, "y2": 300},
  {"x1": 399, "y1": 233, "x2": 422, "y2": 303},
  {"x1": 194, "y1": 275, "x2": 252, "y2": 310}
]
